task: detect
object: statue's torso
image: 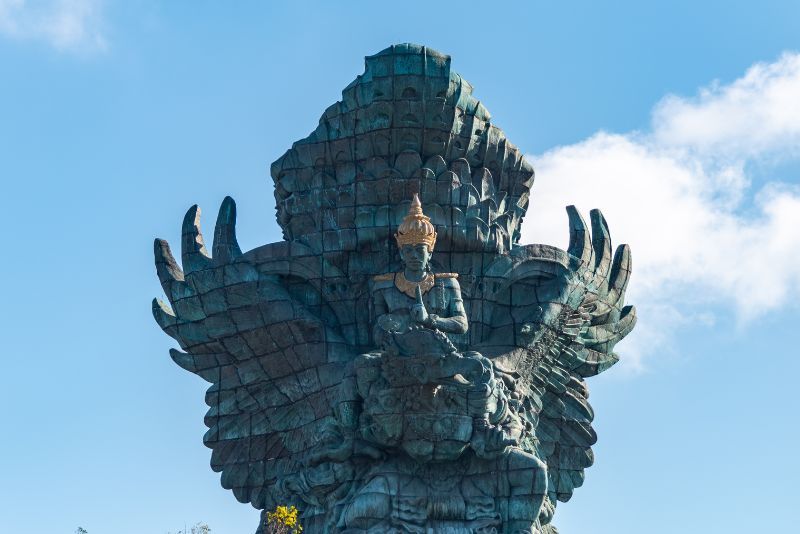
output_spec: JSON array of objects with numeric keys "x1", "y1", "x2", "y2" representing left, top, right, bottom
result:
[
  {"x1": 372, "y1": 272, "x2": 458, "y2": 318},
  {"x1": 358, "y1": 271, "x2": 500, "y2": 463}
]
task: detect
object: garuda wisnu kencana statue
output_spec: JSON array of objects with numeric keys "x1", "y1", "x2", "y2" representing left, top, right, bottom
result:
[{"x1": 152, "y1": 44, "x2": 636, "y2": 534}]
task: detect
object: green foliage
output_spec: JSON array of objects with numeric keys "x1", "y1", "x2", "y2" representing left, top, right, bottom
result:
[{"x1": 265, "y1": 505, "x2": 302, "y2": 534}]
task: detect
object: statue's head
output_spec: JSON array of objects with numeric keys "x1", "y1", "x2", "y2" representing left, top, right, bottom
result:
[{"x1": 395, "y1": 194, "x2": 437, "y2": 271}]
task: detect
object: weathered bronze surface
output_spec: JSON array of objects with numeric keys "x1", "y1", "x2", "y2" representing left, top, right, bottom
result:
[{"x1": 152, "y1": 44, "x2": 636, "y2": 533}]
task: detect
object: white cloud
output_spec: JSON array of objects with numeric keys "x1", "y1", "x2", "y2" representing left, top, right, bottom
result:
[
  {"x1": 0, "y1": 0, "x2": 107, "y2": 52},
  {"x1": 653, "y1": 53, "x2": 800, "y2": 159},
  {"x1": 521, "y1": 52, "x2": 800, "y2": 370}
]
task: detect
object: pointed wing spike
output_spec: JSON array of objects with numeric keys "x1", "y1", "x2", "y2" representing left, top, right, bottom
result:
[
  {"x1": 608, "y1": 244, "x2": 632, "y2": 306},
  {"x1": 617, "y1": 305, "x2": 637, "y2": 338},
  {"x1": 170, "y1": 347, "x2": 197, "y2": 372},
  {"x1": 589, "y1": 209, "x2": 612, "y2": 284},
  {"x1": 154, "y1": 238, "x2": 185, "y2": 296},
  {"x1": 152, "y1": 298, "x2": 179, "y2": 339},
  {"x1": 566, "y1": 205, "x2": 592, "y2": 266},
  {"x1": 181, "y1": 204, "x2": 212, "y2": 273},
  {"x1": 213, "y1": 196, "x2": 242, "y2": 264},
  {"x1": 170, "y1": 347, "x2": 220, "y2": 382}
]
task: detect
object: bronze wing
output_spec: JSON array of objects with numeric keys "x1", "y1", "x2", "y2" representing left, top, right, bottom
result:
[
  {"x1": 475, "y1": 206, "x2": 636, "y2": 525},
  {"x1": 152, "y1": 197, "x2": 354, "y2": 511}
]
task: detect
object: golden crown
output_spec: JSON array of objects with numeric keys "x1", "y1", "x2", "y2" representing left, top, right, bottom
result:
[{"x1": 395, "y1": 194, "x2": 437, "y2": 251}]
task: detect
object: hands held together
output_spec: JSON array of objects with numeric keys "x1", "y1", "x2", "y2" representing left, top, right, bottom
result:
[{"x1": 411, "y1": 285, "x2": 437, "y2": 328}]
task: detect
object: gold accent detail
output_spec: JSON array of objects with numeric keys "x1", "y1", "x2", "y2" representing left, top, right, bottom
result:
[
  {"x1": 434, "y1": 272, "x2": 458, "y2": 279},
  {"x1": 395, "y1": 271, "x2": 435, "y2": 298},
  {"x1": 373, "y1": 273, "x2": 394, "y2": 282},
  {"x1": 395, "y1": 194, "x2": 437, "y2": 251}
]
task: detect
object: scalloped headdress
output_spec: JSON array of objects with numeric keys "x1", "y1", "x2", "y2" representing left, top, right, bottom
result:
[
  {"x1": 395, "y1": 194, "x2": 437, "y2": 251},
  {"x1": 271, "y1": 43, "x2": 535, "y2": 254}
]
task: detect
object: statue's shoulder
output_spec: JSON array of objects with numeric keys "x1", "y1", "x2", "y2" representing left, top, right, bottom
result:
[
  {"x1": 372, "y1": 272, "x2": 395, "y2": 288},
  {"x1": 434, "y1": 272, "x2": 460, "y2": 288}
]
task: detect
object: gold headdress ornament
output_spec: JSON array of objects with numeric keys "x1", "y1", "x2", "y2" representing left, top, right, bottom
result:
[{"x1": 395, "y1": 194, "x2": 437, "y2": 251}]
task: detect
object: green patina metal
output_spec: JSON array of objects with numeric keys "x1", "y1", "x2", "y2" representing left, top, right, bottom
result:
[{"x1": 152, "y1": 44, "x2": 636, "y2": 533}]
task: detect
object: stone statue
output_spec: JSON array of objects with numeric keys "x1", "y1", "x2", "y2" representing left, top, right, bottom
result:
[
  {"x1": 152, "y1": 44, "x2": 636, "y2": 533},
  {"x1": 370, "y1": 193, "x2": 467, "y2": 351},
  {"x1": 347, "y1": 195, "x2": 548, "y2": 532}
]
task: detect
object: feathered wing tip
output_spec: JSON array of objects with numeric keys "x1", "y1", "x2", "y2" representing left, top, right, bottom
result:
[
  {"x1": 151, "y1": 196, "x2": 354, "y2": 514},
  {"x1": 484, "y1": 205, "x2": 640, "y2": 530},
  {"x1": 564, "y1": 206, "x2": 637, "y2": 361},
  {"x1": 212, "y1": 196, "x2": 242, "y2": 263},
  {"x1": 566, "y1": 205, "x2": 592, "y2": 267},
  {"x1": 151, "y1": 197, "x2": 244, "y2": 347}
]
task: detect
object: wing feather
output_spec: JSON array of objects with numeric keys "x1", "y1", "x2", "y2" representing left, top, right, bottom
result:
[
  {"x1": 477, "y1": 207, "x2": 636, "y2": 524},
  {"x1": 153, "y1": 199, "x2": 352, "y2": 510}
]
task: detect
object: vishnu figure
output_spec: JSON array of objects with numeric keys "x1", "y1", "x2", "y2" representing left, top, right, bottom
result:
[
  {"x1": 355, "y1": 194, "x2": 511, "y2": 460},
  {"x1": 336, "y1": 195, "x2": 548, "y2": 533},
  {"x1": 370, "y1": 193, "x2": 467, "y2": 356}
]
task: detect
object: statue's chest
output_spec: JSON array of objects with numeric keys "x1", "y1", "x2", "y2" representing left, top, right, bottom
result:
[{"x1": 382, "y1": 285, "x2": 447, "y2": 315}]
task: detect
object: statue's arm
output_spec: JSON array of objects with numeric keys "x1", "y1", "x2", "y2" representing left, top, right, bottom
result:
[
  {"x1": 430, "y1": 278, "x2": 468, "y2": 334},
  {"x1": 370, "y1": 282, "x2": 399, "y2": 348},
  {"x1": 372, "y1": 284, "x2": 389, "y2": 320}
]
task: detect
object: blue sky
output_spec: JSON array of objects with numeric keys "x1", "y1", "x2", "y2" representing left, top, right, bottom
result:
[{"x1": 1, "y1": 1, "x2": 799, "y2": 533}]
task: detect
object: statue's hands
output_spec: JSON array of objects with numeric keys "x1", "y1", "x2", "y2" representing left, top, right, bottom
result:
[
  {"x1": 411, "y1": 284, "x2": 430, "y2": 325},
  {"x1": 410, "y1": 302, "x2": 429, "y2": 324}
]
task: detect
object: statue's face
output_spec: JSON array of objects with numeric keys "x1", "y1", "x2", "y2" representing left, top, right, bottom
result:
[{"x1": 399, "y1": 244, "x2": 431, "y2": 272}]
